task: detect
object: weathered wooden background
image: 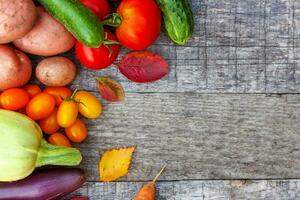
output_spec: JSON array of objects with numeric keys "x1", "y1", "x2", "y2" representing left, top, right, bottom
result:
[{"x1": 61, "y1": 0, "x2": 300, "y2": 199}]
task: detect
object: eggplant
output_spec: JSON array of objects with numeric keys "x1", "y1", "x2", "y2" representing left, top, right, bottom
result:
[{"x1": 0, "y1": 168, "x2": 85, "y2": 200}]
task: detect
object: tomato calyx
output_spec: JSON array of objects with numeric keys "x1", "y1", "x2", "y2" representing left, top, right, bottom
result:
[
  {"x1": 103, "y1": 32, "x2": 120, "y2": 57},
  {"x1": 102, "y1": 13, "x2": 122, "y2": 27},
  {"x1": 64, "y1": 89, "x2": 80, "y2": 103}
]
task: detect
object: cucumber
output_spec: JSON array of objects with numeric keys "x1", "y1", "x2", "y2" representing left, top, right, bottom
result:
[
  {"x1": 38, "y1": 0, "x2": 104, "y2": 48},
  {"x1": 156, "y1": 0, "x2": 194, "y2": 45}
]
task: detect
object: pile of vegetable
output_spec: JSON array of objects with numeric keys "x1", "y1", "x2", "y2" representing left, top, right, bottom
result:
[{"x1": 0, "y1": 0, "x2": 193, "y2": 199}]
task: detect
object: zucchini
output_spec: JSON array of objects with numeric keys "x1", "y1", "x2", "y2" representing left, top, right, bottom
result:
[
  {"x1": 38, "y1": 0, "x2": 104, "y2": 48},
  {"x1": 156, "y1": 0, "x2": 194, "y2": 45}
]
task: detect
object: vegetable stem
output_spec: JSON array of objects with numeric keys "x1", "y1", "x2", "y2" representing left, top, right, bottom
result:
[
  {"x1": 102, "y1": 13, "x2": 122, "y2": 27},
  {"x1": 152, "y1": 164, "x2": 167, "y2": 183},
  {"x1": 36, "y1": 139, "x2": 82, "y2": 167}
]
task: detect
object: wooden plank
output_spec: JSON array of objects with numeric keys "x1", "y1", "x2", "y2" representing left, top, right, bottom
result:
[
  {"x1": 75, "y1": 93, "x2": 300, "y2": 181},
  {"x1": 66, "y1": 180, "x2": 300, "y2": 200},
  {"x1": 28, "y1": 0, "x2": 300, "y2": 94}
]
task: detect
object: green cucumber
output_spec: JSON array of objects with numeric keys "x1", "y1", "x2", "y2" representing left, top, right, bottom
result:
[
  {"x1": 38, "y1": 0, "x2": 104, "y2": 48},
  {"x1": 156, "y1": 0, "x2": 194, "y2": 45}
]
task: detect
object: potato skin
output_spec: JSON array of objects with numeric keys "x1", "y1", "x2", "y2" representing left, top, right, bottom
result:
[
  {"x1": 36, "y1": 57, "x2": 77, "y2": 87},
  {"x1": 13, "y1": 7, "x2": 75, "y2": 56},
  {"x1": 0, "y1": 0, "x2": 37, "y2": 44},
  {"x1": 0, "y1": 45, "x2": 32, "y2": 91}
]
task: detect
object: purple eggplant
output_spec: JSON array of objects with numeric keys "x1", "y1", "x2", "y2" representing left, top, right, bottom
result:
[{"x1": 0, "y1": 168, "x2": 85, "y2": 200}]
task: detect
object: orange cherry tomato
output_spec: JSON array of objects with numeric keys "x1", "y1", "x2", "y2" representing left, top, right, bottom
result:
[
  {"x1": 23, "y1": 84, "x2": 42, "y2": 98},
  {"x1": 26, "y1": 93, "x2": 56, "y2": 120},
  {"x1": 57, "y1": 100, "x2": 79, "y2": 128},
  {"x1": 39, "y1": 108, "x2": 60, "y2": 135},
  {"x1": 48, "y1": 133, "x2": 71, "y2": 147},
  {"x1": 44, "y1": 87, "x2": 72, "y2": 106},
  {"x1": 0, "y1": 88, "x2": 30, "y2": 111},
  {"x1": 65, "y1": 119, "x2": 87, "y2": 143}
]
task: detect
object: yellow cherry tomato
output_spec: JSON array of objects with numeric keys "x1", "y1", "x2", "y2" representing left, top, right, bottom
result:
[
  {"x1": 74, "y1": 91, "x2": 102, "y2": 119},
  {"x1": 48, "y1": 133, "x2": 71, "y2": 147},
  {"x1": 57, "y1": 100, "x2": 79, "y2": 128}
]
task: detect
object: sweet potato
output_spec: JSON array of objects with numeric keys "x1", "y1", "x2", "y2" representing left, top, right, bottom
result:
[
  {"x1": 0, "y1": 45, "x2": 32, "y2": 91},
  {"x1": 0, "y1": 0, "x2": 37, "y2": 44},
  {"x1": 13, "y1": 7, "x2": 75, "y2": 56},
  {"x1": 36, "y1": 57, "x2": 77, "y2": 86}
]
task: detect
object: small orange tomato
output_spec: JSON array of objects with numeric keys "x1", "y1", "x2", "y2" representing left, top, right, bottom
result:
[
  {"x1": 26, "y1": 93, "x2": 56, "y2": 120},
  {"x1": 65, "y1": 119, "x2": 87, "y2": 143},
  {"x1": 39, "y1": 108, "x2": 60, "y2": 135},
  {"x1": 57, "y1": 100, "x2": 79, "y2": 128},
  {"x1": 74, "y1": 91, "x2": 102, "y2": 119},
  {"x1": 44, "y1": 87, "x2": 72, "y2": 106},
  {"x1": 23, "y1": 84, "x2": 42, "y2": 98},
  {"x1": 0, "y1": 88, "x2": 30, "y2": 111},
  {"x1": 48, "y1": 133, "x2": 71, "y2": 147}
]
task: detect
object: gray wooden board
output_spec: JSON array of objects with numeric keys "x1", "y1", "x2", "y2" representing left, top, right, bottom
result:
[
  {"x1": 73, "y1": 93, "x2": 300, "y2": 181},
  {"x1": 29, "y1": 0, "x2": 300, "y2": 94},
  {"x1": 65, "y1": 180, "x2": 300, "y2": 200},
  {"x1": 29, "y1": 0, "x2": 300, "y2": 198}
]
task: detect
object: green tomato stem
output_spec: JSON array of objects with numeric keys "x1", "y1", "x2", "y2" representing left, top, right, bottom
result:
[
  {"x1": 102, "y1": 13, "x2": 122, "y2": 27},
  {"x1": 36, "y1": 139, "x2": 82, "y2": 167}
]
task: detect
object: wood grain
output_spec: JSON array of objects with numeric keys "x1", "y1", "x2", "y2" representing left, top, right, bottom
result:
[
  {"x1": 66, "y1": 180, "x2": 300, "y2": 200},
  {"x1": 75, "y1": 93, "x2": 300, "y2": 181},
  {"x1": 29, "y1": 0, "x2": 300, "y2": 198},
  {"x1": 28, "y1": 0, "x2": 297, "y2": 94}
]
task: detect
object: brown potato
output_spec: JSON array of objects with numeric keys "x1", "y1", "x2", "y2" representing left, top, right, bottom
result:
[
  {"x1": 13, "y1": 7, "x2": 75, "y2": 56},
  {"x1": 0, "y1": 0, "x2": 37, "y2": 44},
  {"x1": 36, "y1": 57, "x2": 77, "y2": 87},
  {"x1": 0, "y1": 45, "x2": 32, "y2": 91}
]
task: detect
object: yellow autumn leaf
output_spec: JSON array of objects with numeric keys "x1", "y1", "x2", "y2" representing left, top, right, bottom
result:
[{"x1": 99, "y1": 146, "x2": 136, "y2": 182}]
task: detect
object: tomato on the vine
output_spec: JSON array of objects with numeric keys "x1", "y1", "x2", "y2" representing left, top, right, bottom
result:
[
  {"x1": 114, "y1": 0, "x2": 161, "y2": 50},
  {"x1": 0, "y1": 88, "x2": 30, "y2": 111},
  {"x1": 57, "y1": 100, "x2": 79, "y2": 128},
  {"x1": 26, "y1": 93, "x2": 56, "y2": 120},
  {"x1": 48, "y1": 133, "x2": 71, "y2": 147},
  {"x1": 75, "y1": 30, "x2": 120, "y2": 70},
  {"x1": 80, "y1": 0, "x2": 111, "y2": 20},
  {"x1": 74, "y1": 91, "x2": 102, "y2": 119},
  {"x1": 65, "y1": 119, "x2": 87, "y2": 143}
]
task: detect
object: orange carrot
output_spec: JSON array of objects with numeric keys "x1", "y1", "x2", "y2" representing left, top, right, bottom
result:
[{"x1": 133, "y1": 165, "x2": 166, "y2": 200}]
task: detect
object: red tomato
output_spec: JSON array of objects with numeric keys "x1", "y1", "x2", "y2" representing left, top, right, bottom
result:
[
  {"x1": 44, "y1": 87, "x2": 72, "y2": 106},
  {"x1": 76, "y1": 30, "x2": 120, "y2": 70},
  {"x1": 115, "y1": 0, "x2": 161, "y2": 50},
  {"x1": 0, "y1": 88, "x2": 30, "y2": 111},
  {"x1": 26, "y1": 93, "x2": 56, "y2": 120},
  {"x1": 80, "y1": 0, "x2": 111, "y2": 20},
  {"x1": 23, "y1": 84, "x2": 42, "y2": 98}
]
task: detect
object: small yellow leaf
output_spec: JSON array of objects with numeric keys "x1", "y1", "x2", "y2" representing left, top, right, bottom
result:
[{"x1": 99, "y1": 146, "x2": 136, "y2": 182}]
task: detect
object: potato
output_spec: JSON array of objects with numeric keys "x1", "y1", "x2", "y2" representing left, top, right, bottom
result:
[
  {"x1": 13, "y1": 7, "x2": 75, "y2": 56},
  {"x1": 36, "y1": 57, "x2": 77, "y2": 87},
  {"x1": 0, "y1": 45, "x2": 32, "y2": 91},
  {"x1": 0, "y1": 0, "x2": 37, "y2": 44}
]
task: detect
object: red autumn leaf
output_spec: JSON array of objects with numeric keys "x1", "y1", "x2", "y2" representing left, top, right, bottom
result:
[
  {"x1": 96, "y1": 77, "x2": 125, "y2": 102},
  {"x1": 118, "y1": 51, "x2": 169, "y2": 83}
]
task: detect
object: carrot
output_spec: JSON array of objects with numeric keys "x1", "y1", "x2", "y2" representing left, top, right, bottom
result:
[{"x1": 133, "y1": 165, "x2": 167, "y2": 200}]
